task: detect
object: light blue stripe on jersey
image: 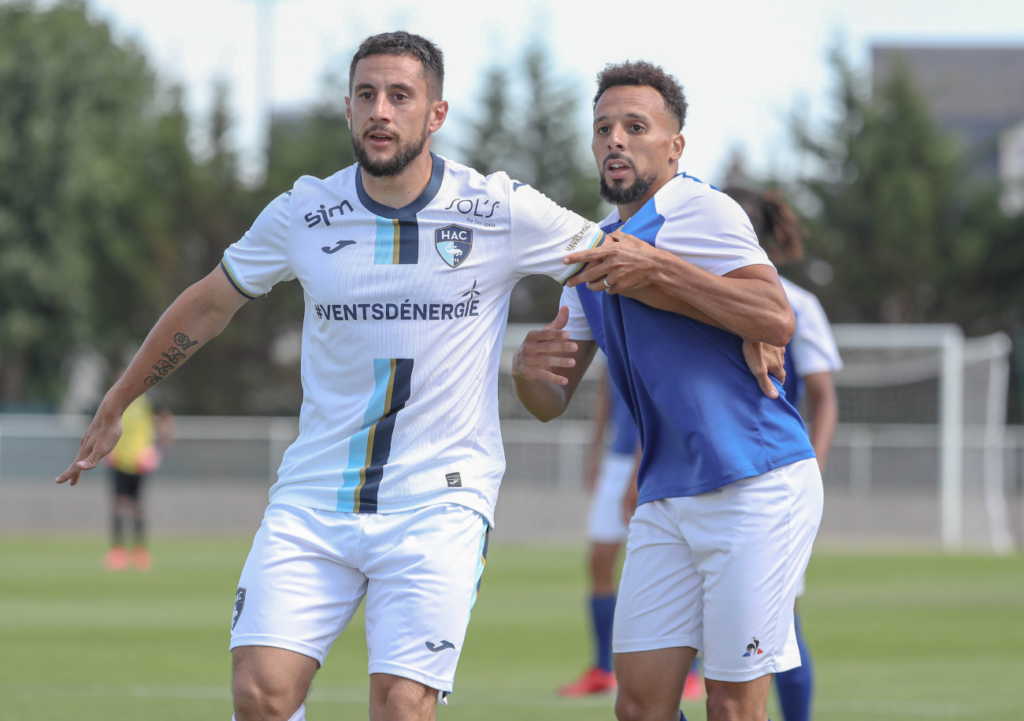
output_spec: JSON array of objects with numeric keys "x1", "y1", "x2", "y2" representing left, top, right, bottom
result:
[
  {"x1": 373, "y1": 216, "x2": 396, "y2": 264},
  {"x1": 336, "y1": 359, "x2": 393, "y2": 512}
]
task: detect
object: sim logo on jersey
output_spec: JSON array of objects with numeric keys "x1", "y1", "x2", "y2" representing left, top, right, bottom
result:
[
  {"x1": 743, "y1": 638, "x2": 764, "y2": 657},
  {"x1": 435, "y1": 224, "x2": 473, "y2": 268}
]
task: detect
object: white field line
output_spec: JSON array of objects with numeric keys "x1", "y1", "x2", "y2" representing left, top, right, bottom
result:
[{"x1": 1, "y1": 683, "x2": 1019, "y2": 716}]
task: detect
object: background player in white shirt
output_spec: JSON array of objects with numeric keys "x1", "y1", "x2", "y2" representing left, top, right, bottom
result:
[
  {"x1": 724, "y1": 185, "x2": 843, "y2": 721},
  {"x1": 513, "y1": 61, "x2": 823, "y2": 721}
]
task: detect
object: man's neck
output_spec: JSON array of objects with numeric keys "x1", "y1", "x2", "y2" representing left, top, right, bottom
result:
[
  {"x1": 360, "y1": 149, "x2": 434, "y2": 210},
  {"x1": 617, "y1": 165, "x2": 678, "y2": 222}
]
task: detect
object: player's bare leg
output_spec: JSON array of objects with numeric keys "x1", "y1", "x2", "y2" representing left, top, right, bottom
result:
[
  {"x1": 232, "y1": 646, "x2": 318, "y2": 721},
  {"x1": 591, "y1": 542, "x2": 620, "y2": 594},
  {"x1": 704, "y1": 676, "x2": 773, "y2": 721},
  {"x1": 369, "y1": 673, "x2": 438, "y2": 721},
  {"x1": 614, "y1": 647, "x2": 694, "y2": 721}
]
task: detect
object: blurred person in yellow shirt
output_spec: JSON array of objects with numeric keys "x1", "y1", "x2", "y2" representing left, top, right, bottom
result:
[{"x1": 104, "y1": 368, "x2": 175, "y2": 571}]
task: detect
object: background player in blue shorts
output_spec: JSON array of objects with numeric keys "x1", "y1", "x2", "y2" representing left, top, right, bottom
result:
[
  {"x1": 514, "y1": 60, "x2": 822, "y2": 721},
  {"x1": 724, "y1": 186, "x2": 843, "y2": 721}
]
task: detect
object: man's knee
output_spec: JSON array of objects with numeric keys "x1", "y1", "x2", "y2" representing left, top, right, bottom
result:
[
  {"x1": 232, "y1": 647, "x2": 316, "y2": 721},
  {"x1": 705, "y1": 677, "x2": 770, "y2": 721},
  {"x1": 370, "y1": 674, "x2": 437, "y2": 721}
]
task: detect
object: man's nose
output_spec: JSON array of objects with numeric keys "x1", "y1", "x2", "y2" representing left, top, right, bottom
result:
[
  {"x1": 369, "y1": 94, "x2": 393, "y2": 123},
  {"x1": 606, "y1": 125, "x2": 626, "y2": 150}
]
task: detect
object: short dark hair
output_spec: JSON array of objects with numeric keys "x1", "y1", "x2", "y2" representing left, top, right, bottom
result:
[
  {"x1": 593, "y1": 61, "x2": 688, "y2": 131},
  {"x1": 349, "y1": 31, "x2": 445, "y2": 100}
]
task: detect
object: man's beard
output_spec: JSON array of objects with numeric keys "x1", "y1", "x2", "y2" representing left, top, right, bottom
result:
[
  {"x1": 352, "y1": 122, "x2": 430, "y2": 178},
  {"x1": 599, "y1": 161, "x2": 658, "y2": 205}
]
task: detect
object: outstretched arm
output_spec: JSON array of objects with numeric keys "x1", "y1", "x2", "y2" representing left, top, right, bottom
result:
[
  {"x1": 564, "y1": 231, "x2": 795, "y2": 347},
  {"x1": 511, "y1": 306, "x2": 598, "y2": 422},
  {"x1": 57, "y1": 268, "x2": 249, "y2": 485}
]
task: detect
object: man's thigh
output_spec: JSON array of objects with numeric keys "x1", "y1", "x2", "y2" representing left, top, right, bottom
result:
[
  {"x1": 613, "y1": 500, "x2": 704, "y2": 655},
  {"x1": 232, "y1": 645, "x2": 319, "y2": 718},
  {"x1": 230, "y1": 503, "x2": 368, "y2": 665},
  {"x1": 685, "y1": 459, "x2": 823, "y2": 683},
  {"x1": 361, "y1": 503, "x2": 490, "y2": 695},
  {"x1": 615, "y1": 647, "x2": 696, "y2": 719}
]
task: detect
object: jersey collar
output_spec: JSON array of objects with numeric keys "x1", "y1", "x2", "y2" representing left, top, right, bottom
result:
[{"x1": 355, "y1": 152, "x2": 445, "y2": 219}]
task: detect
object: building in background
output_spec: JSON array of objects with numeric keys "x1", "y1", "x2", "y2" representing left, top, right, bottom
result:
[{"x1": 872, "y1": 45, "x2": 1024, "y2": 213}]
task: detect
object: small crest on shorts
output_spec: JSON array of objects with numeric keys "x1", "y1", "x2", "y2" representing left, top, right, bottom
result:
[
  {"x1": 742, "y1": 637, "x2": 763, "y2": 657},
  {"x1": 231, "y1": 587, "x2": 247, "y2": 630},
  {"x1": 435, "y1": 225, "x2": 473, "y2": 268}
]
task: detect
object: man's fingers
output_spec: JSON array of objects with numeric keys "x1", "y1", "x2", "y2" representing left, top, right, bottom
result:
[
  {"x1": 756, "y1": 366, "x2": 779, "y2": 399},
  {"x1": 563, "y1": 245, "x2": 612, "y2": 267},
  {"x1": 523, "y1": 368, "x2": 570, "y2": 385},
  {"x1": 565, "y1": 260, "x2": 612, "y2": 288},
  {"x1": 525, "y1": 340, "x2": 578, "y2": 355},
  {"x1": 543, "y1": 305, "x2": 570, "y2": 331}
]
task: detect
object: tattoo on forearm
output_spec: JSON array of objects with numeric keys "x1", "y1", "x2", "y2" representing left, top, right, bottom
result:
[{"x1": 143, "y1": 333, "x2": 199, "y2": 387}]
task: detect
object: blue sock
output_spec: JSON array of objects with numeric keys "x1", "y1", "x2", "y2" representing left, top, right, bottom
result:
[
  {"x1": 774, "y1": 614, "x2": 813, "y2": 721},
  {"x1": 591, "y1": 594, "x2": 616, "y2": 672}
]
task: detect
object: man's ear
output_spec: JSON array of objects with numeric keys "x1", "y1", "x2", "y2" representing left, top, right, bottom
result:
[
  {"x1": 345, "y1": 97, "x2": 352, "y2": 130},
  {"x1": 670, "y1": 134, "x2": 685, "y2": 163}
]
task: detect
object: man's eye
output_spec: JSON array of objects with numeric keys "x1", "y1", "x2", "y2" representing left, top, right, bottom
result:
[
  {"x1": 394, "y1": 94, "x2": 407, "y2": 101},
  {"x1": 360, "y1": 92, "x2": 373, "y2": 100},
  {"x1": 596, "y1": 127, "x2": 609, "y2": 135},
  {"x1": 631, "y1": 124, "x2": 644, "y2": 132}
]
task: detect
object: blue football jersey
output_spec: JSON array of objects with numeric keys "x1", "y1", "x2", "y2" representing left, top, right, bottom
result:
[{"x1": 561, "y1": 174, "x2": 815, "y2": 504}]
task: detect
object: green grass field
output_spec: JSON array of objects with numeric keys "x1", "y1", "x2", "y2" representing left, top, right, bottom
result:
[{"x1": 1, "y1": 538, "x2": 1022, "y2": 720}]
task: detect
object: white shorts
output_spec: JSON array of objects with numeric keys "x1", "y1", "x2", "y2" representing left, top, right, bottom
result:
[
  {"x1": 230, "y1": 502, "x2": 489, "y2": 692},
  {"x1": 587, "y1": 451, "x2": 636, "y2": 543},
  {"x1": 612, "y1": 458, "x2": 822, "y2": 683}
]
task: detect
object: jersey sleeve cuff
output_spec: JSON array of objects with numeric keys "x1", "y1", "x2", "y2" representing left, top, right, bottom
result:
[
  {"x1": 220, "y1": 258, "x2": 262, "y2": 299},
  {"x1": 558, "y1": 231, "x2": 606, "y2": 286}
]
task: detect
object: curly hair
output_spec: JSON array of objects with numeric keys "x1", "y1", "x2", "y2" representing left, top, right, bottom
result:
[
  {"x1": 349, "y1": 31, "x2": 445, "y2": 100},
  {"x1": 594, "y1": 61, "x2": 688, "y2": 131},
  {"x1": 723, "y1": 186, "x2": 806, "y2": 263}
]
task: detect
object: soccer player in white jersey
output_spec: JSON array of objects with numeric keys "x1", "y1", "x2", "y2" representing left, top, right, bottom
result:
[
  {"x1": 55, "y1": 31, "x2": 615, "y2": 721},
  {"x1": 724, "y1": 185, "x2": 843, "y2": 721},
  {"x1": 513, "y1": 61, "x2": 824, "y2": 721},
  {"x1": 56, "y1": 34, "x2": 783, "y2": 721}
]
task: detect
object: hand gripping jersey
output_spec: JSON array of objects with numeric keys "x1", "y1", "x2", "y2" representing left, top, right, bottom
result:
[
  {"x1": 560, "y1": 173, "x2": 816, "y2": 504},
  {"x1": 221, "y1": 154, "x2": 604, "y2": 525},
  {"x1": 779, "y1": 276, "x2": 844, "y2": 409}
]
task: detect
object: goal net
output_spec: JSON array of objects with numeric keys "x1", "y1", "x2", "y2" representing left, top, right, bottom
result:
[{"x1": 828, "y1": 325, "x2": 1015, "y2": 552}]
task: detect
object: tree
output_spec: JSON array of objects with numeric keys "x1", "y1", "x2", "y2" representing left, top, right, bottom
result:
[
  {"x1": 790, "y1": 52, "x2": 1004, "y2": 329},
  {"x1": 0, "y1": 0, "x2": 189, "y2": 407}
]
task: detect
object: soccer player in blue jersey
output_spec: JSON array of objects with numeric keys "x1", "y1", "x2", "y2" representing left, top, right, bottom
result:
[
  {"x1": 513, "y1": 61, "x2": 823, "y2": 721},
  {"x1": 724, "y1": 186, "x2": 843, "y2": 721}
]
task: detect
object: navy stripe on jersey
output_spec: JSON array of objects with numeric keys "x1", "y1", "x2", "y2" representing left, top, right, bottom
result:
[
  {"x1": 355, "y1": 358, "x2": 414, "y2": 513},
  {"x1": 397, "y1": 218, "x2": 420, "y2": 264},
  {"x1": 220, "y1": 259, "x2": 260, "y2": 299}
]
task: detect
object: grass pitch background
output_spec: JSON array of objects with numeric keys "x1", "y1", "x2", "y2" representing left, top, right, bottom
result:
[{"x1": 1, "y1": 539, "x2": 1022, "y2": 720}]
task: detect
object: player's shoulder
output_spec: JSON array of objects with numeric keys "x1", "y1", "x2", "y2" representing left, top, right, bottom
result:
[
  {"x1": 657, "y1": 173, "x2": 749, "y2": 226},
  {"x1": 435, "y1": 155, "x2": 513, "y2": 198}
]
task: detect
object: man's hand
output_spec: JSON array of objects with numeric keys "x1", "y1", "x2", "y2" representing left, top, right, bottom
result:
[
  {"x1": 564, "y1": 231, "x2": 665, "y2": 294},
  {"x1": 742, "y1": 340, "x2": 786, "y2": 399},
  {"x1": 511, "y1": 306, "x2": 579, "y2": 386},
  {"x1": 56, "y1": 407, "x2": 123, "y2": 485}
]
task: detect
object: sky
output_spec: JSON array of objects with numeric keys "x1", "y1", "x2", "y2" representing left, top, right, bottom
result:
[{"x1": 85, "y1": 0, "x2": 1024, "y2": 183}]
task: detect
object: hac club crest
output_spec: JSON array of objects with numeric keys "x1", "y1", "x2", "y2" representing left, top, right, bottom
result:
[{"x1": 435, "y1": 224, "x2": 473, "y2": 268}]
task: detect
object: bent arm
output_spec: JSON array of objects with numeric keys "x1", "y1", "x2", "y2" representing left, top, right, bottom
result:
[
  {"x1": 57, "y1": 268, "x2": 249, "y2": 484},
  {"x1": 641, "y1": 258, "x2": 794, "y2": 346}
]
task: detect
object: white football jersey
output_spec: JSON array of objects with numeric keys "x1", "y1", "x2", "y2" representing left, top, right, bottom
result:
[
  {"x1": 220, "y1": 154, "x2": 604, "y2": 525},
  {"x1": 780, "y1": 277, "x2": 843, "y2": 376}
]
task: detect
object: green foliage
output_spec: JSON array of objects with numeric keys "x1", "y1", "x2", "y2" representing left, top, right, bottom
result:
[
  {"x1": 0, "y1": 0, "x2": 181, "y2": 405},
  {"x1": 792, "y1": 52, "x2": 1024, "y2": 336}
]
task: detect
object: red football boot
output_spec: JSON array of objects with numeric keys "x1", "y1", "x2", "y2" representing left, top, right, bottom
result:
[
  {"x1": 558, "y1": 667, "x2": 617, "y2": 697},
  {"x1": 682, "y1": 670, "x2": 705, "y2": 700},
  {"x1": 131, "y1": 546, "x2": 152, "y2": 572},
  {"x1": 104, "y1": 546, "x2": 128, "y2": 572}
]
